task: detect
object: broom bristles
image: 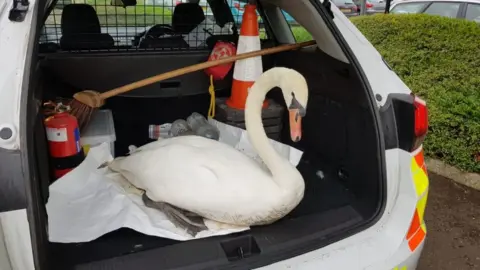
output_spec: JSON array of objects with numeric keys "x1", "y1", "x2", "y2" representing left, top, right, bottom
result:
[{"x1": 69, "y1": 99, "x2": 96, "y2": 132}]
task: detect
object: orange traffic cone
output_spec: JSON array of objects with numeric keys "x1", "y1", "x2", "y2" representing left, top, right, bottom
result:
[{"x1": 226, "y1": 3, "x2": 268, "y2": 110}]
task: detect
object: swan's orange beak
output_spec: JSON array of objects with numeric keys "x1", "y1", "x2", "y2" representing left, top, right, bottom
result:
[{"x1": 289, "y1": 109, "x2": 303, "y2": 142}]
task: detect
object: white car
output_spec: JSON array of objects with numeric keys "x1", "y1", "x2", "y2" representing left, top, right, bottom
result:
[
  {"x1": 389, "y1": 0, "x2": 480, "y2": 23},
  {"x1": 0, "y1": 0, "x2": 429, "y2": 269}
]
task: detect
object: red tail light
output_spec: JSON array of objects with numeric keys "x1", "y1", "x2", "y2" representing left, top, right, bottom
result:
[
  {"x1": 366, "y1": 2, "x2": 374, "y2": 8},
  {"x1": 412, "y1": 96, "x2": 428, "y2": 151}
]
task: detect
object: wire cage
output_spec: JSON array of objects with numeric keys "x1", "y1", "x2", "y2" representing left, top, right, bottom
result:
[{"x1": 39, "y1": 0, "x2": 270, "y2": 52}]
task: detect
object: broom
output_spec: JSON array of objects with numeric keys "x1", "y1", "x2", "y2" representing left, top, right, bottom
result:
[{"x1": 69, "y1": 40, "x2": 317, "y2": 130}]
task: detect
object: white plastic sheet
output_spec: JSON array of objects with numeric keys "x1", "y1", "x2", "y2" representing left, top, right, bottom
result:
[{"x1": 47, "y1": 119, "x2": 303, "y2": 243}]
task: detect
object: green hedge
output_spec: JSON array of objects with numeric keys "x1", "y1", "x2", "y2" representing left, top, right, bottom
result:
[{"x1": 350, "y1": 14, "x2": 479, "y2": 172}]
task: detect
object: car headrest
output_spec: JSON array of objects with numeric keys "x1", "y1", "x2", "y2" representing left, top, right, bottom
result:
[
  {"x1": 61, "y1": 4, "x2": 101, "y2": 35},
  {"x1": 172, "y1": 3, "x2": 206, "y2": 34}
]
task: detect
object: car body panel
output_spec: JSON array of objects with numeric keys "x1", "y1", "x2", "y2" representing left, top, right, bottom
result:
[
  {"x1": 0, "y1": 209, "x2": 35, "y2": 270},
  {"x1": 0, "y1": 220, "x2": 13, "y2": 270},
  {"x1": 254, "y1": 148, "x2": 426, "y2": 270},
  {"x1": 0, "y1": 0, "x2": 37, "y2": 151}
]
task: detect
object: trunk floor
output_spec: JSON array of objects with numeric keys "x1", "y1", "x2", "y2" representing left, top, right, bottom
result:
[{"x1": 49, "y1": 157, "x2": 354, "y2": 268}]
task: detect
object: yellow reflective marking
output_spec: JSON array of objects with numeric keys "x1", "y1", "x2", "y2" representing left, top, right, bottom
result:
[
  {"x1": 421, "y1": 223, "x2": 427, "y2": 234},
  {"x1": 417, "y1": 190, "x2": 428, "y2": 221},
  {"x1": 411, "y1": 158, "x2": 429, "y2": 196},
  {"x1": 411, "y1": 157, "x2": 422, "y2": 174}
]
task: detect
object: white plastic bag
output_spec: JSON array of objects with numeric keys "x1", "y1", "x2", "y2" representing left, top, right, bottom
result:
[{"x1": 47, "y1": 120, "x2": 303, "y2": 243}]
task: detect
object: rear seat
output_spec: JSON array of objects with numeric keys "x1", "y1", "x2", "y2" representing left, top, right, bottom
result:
[
  {"x1": 138, "y1": 3, "x2": 205, "y2": 49},
  {"x1": 172, "y1": 3, "x2": 206, "y2": 34},
  {"x1": 59, "y1": 4, "x2": 115, "y2": 50}
]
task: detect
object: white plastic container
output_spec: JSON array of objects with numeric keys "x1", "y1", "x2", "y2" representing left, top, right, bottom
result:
[{"x1": 80, "y1": 109, "x2": 116, "y2": 157}]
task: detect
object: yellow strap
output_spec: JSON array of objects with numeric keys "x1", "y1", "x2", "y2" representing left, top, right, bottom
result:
[{"x1": 208, "y1": 75, "x2": 215, "y2": 119}]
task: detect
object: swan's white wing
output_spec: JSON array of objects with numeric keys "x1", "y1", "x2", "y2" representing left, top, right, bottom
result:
[{"x1": 108, "y1": 136, "x2": 280, "y2": 219}]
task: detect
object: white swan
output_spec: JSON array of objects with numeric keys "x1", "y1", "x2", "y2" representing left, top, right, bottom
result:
[{"x1": 106, "y1": 67, "x2": 309, "y2": 236}]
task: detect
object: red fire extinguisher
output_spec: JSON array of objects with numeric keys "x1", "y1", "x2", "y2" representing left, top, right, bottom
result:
[{"x1": 44, "y1": 102, "x2": 85, "y2": 180}]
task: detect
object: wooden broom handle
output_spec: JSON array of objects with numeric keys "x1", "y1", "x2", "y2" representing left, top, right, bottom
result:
[{"x1": 99, "y1": 40, "x2": 317, "y2": 99}]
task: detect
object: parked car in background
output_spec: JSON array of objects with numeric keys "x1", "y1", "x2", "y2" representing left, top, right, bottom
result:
[
  {"x1": 354, "y1": 0, "x2": 386, "y2": 14},
  {"x1": 390, "y1": 0, "x2": 480, "y2": 22},
  {"x1": 332, "y1": 0, "x2": 360, "y2": 16}
]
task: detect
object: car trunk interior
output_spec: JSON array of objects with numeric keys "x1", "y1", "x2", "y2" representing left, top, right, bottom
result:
[
  {"x1": 27, "y1": 1, "x2": 384, "y2": 268},
  {"x1": 30, "y1": 45, "x2": 384, "y2": 269}
]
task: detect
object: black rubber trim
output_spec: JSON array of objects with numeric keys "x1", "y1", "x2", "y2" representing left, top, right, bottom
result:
[
  {"x1": 321, "y1": 0, "x2": 335, "y2": 19},
  {"x1": 379, "y1": 93, "x2": 415, "y2": 151},
  {"x1": 21, "y1": 0, "x2": 50, "y2": 269},
  {"x1": 382, "y1": 57, "x2": 393, "y2": 70},
  {"x1": 0, "y1": 149, "x2": 27, "y2": 212}
]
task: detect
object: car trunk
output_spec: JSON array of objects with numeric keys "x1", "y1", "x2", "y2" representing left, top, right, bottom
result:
[{"x1": 30, "y1": 43, "x2": 385, "y2": 269}]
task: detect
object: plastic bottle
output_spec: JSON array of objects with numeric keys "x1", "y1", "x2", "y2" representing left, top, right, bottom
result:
[
  {"x1": 148, "y1": 123, "x2": 172, "y2": 139},
  {"x1": 186, "y1": 112, "x2": 220, "y2": 140},
  {"x1": 169, "y1": 119, "x2": 195, "y2": 137}
]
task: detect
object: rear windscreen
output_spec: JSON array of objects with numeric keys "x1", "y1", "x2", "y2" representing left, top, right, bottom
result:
[{"x1": 39, "y1": 0, "x2": 269, "y2": 52}]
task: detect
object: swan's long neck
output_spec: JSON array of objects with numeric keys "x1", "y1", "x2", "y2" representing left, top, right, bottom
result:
[{"x1": 245, "y1": 71, "x2": 296, "y2": 188}]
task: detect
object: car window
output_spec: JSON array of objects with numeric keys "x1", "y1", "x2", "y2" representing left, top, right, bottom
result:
[
  {"x1": 423, "y1": 2, "x2": 461, "y2": 18},
  {"x1": 279, "y1": 9, "x2": 310, "y2": 43},
  {"x1": 465, "y1": 3, "x2": 480, "y2": 22},
  {"x1": 390, "y1": 2, "x2": 427, "y2": 14},
  {"x1": 39, "y1": 0, "x2": 241, "y2": 52}
]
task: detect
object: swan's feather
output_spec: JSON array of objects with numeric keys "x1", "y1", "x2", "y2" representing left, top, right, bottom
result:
[{"x1": 142, "y1": 193, "x2": 207, "y2": 236}]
